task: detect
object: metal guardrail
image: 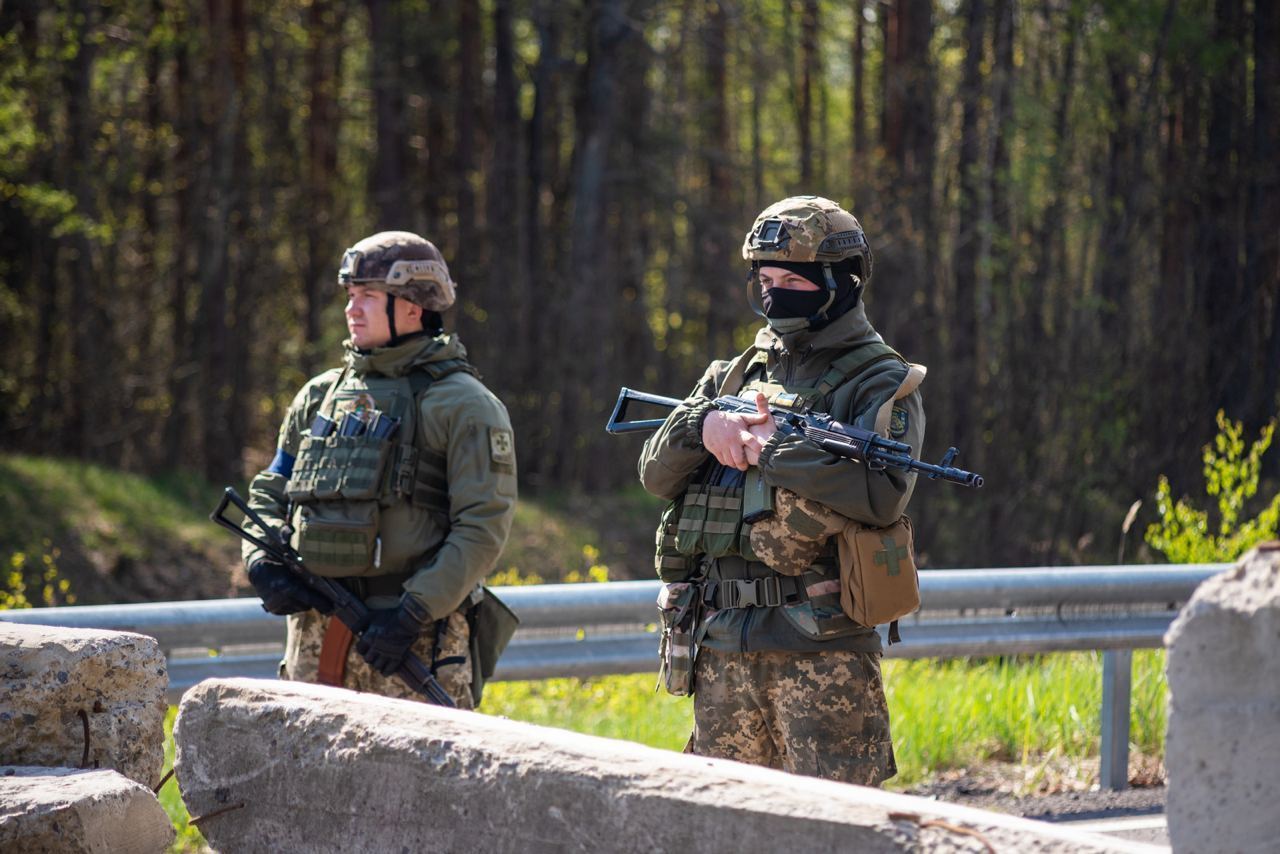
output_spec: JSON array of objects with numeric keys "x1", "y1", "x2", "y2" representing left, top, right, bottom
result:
[{"x1": 2, "y1": 564, "x2": 1225, "y2": 790}]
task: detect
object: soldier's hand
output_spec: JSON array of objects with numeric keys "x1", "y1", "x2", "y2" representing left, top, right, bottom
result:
[
  {"x1": 743, "y1": 393, "x2": 776, "y2": 466},
  {"x1": 248, "y1": 558, "x2": 335, "y2": 616},
  {"x1": 356, "y1": 595, "x2": 431, "y2": 676},
  {"x1": 703, "y1": 399, "x2": 771, "y2": 471}
]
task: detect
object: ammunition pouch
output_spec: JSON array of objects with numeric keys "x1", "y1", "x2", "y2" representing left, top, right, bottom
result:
[{"x1": 656, "y1": 582, "x2": 700, "y2": 697}]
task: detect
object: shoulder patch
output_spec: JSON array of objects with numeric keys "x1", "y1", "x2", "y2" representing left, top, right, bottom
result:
[
  {"x1": 889, "y1": 406, "x2": 909, "y2": 439},
  {"x1": 489, "y1": 427, "x2": 515, "y2": 465}
]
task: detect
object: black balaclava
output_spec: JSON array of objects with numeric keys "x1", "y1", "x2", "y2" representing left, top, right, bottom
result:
[{"x1": 758, "y1": 260, "x2": 862, "y2": 332}]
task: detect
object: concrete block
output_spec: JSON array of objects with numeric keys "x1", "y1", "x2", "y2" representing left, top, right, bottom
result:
[
  {"x1": 0, "y1": 622, "x2": 168, "y2": 788},
  {"x1": 175, "y1": 677, "x2": 1159, "y2": 854},
  {"x1": 0, "y1": 765, "x2": 174, "y2": 853},
  {"x1": 1166, "y1": 542, "x2": 1280, "y2": 854}
]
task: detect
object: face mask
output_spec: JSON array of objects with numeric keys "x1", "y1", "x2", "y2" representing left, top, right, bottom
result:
[{"x1": 761, "y1": 286, "x2": 831, "y2": 320}]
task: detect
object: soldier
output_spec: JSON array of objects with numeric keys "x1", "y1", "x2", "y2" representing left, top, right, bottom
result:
[
  {"x1": 638, "y1": 196, "x2": 925, "y2": 785},
  {"x1": 242, "y1": 231, "x2": 517, "y2": 709}
]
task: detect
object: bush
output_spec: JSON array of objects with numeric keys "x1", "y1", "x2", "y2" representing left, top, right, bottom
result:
[{"x1": 1146, "y1": 411, "x2": 1280, "y2": 563}]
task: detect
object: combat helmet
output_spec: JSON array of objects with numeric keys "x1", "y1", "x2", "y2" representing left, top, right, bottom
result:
[
  {"x1": 338, "y1": 231, "x2": 456, "y2": 312},
  {"x1": 742, "y1": 195, "x2": 873, "y2": 282}
]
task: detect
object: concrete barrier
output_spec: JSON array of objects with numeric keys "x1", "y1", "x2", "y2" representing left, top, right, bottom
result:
[
  {"x1": 0, "y1": 623, "x2": 167, "y2": 788},
  {"x1": 175, "y1": 677, "x2": 1161, "y2": 853},
  {"x1": 0, "y1": 766, "x2": 174, "y2": 853},
  {"x1": 1166, "y1": 542, "x2": 1280, "y2": 853}
]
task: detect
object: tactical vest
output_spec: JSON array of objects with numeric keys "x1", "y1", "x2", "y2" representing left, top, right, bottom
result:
[
  {"x1": 655, "y1": 341, "x2": 905, "y2": 640},
  {"x1": 284, "y1": 358, "x2": 475, "y2": 579}
]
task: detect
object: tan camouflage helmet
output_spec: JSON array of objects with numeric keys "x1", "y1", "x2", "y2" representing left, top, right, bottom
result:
[
  {"x1": 338, "y1": 231, "x2": 456, "y2": 312},
  {"x1": 749, "y1": 488, "x2": 850, "y2": 576},
  {"x1": 742, "y1": 195, "x2": 873, "y2": 283}
]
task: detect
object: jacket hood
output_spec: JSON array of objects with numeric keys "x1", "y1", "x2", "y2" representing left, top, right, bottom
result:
[
  {"x1": 344, "y1": 332, "x2": 469, "y2": 378},
  {"x1": 753, "y1": 299, "x2": 883, "y2": 356}
]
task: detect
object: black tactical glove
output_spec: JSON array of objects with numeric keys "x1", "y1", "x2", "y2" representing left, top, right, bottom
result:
[
  {"x1": 247, "y1": 558, "x2": 334, "y2": 616},
  {"x1": 356, "y1": 595, "x2": 431, "y2": 676}
]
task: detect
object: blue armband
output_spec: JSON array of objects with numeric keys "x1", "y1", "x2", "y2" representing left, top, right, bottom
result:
[{"x1": 266, "y1": 448, "x2": 295, "y2": 478}]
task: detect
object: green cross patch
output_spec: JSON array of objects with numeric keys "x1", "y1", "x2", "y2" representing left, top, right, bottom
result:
[{"x1": 874, "y1": 535, "x2": 910, "y2": 576}]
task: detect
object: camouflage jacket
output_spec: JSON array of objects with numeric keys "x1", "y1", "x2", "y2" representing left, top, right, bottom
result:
[
  {"x1": 637, "y1": 304, "x2": 925, "y2": 654},
  {"x1": 243, "y1": 333, "x2": 516, "y2": 620}
]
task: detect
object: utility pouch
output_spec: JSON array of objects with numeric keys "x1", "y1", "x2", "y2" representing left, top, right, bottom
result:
[
  {"x1": 654, "y1": 497, "x2": 697, "y2": 583},
  {"x1": 292, "y1": 501, "x2": 381, "y2": 577},
  {"x1": 837, "y1": 515, "x2": 920, "y2": 627},
  {"x1": 467, "y1": 587, "x2": 520, "y2": 705},
  {"x1": 656, "y1": 582, "x2": 699, "y2": 697},
  {"x1": 674, "y1": 484, "x2": 743, "y2": 558}
]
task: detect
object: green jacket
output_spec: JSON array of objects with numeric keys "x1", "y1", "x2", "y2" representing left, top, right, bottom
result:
[
  {"x1": 638, "y1": 303, "x2": 925, "y2": 653},
  {"x1": 244, "y1": 334, "x2": 517, "y2": 619}
]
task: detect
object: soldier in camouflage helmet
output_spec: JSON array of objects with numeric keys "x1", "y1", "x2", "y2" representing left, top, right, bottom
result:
[
  {"x1": 242, "y1": 230, "x2": 517, "y2": 708},
  {"x1": 638, "y1": 196, "x2": 925, "y2": 784}
]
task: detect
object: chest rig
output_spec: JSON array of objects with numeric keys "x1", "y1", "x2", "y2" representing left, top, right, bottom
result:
[
  {"x1": 654, "y1": 341, "x2": 905, "y2": 641},
  {"x1": 284, "y1": 358, "x2": 475, "y2": 578}
]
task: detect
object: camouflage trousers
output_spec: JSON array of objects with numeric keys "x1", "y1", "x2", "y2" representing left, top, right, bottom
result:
[
  {"x1": 687, "y1": 647, "x2": 896, "y2": 786},
  {"x1": 282, "y1": 608, "x2": 475, "y2": 710}
]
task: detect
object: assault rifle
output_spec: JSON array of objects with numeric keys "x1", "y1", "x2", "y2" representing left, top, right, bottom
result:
[
  {"x1": 606, "y1": 388, "x2": 984, "y2": 488},
  {"x1": 210, "y1": 487, "x2": 456, "y2": 707}
]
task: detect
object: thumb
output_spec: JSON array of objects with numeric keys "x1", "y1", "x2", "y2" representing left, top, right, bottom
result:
[{"x1": 743, "y1": 392, "x2": 771, "y2": 423}]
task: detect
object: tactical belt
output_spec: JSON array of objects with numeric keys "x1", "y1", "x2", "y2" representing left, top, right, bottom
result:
[
  {"x1": 339, "y1": 572, "x2": 413, "y2": 600},
  {"x1": 702, "y1": 555, "x2": 838, "y2": 610}
]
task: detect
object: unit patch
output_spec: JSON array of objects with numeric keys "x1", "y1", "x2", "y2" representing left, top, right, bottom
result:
[
  {"x1": 489, "y1": 427, "x2": 514, "y2": 465},
  {"x1": 889, "y1": 406, "x2": 909, "y2": 439}
]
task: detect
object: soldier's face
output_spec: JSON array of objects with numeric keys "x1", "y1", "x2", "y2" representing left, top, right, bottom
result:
[
  {"x1": 345, "y1": 285, "x2": 394, "y2": 348},
  {"x1": 757, "y1": 266, "x2": 820, "y2": 294},
  {"x1": 345, "y1": 285, "x2": 425, "y2": 348}
]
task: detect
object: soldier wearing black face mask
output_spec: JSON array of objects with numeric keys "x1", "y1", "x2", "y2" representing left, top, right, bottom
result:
[{"x1": 637, "y1": 196, "x2": 927, "y2": 786}]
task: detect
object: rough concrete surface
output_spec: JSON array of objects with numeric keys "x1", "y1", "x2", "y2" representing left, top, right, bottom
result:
[
  {"x1": 0, "y1": 622, "x2": 168, "y2": 788},
  {"x1": 175, "y1": 677, "x2": 1163, "y2": 854},
  {"x1": 0, "y1": 765, "x2": 174, "y2": 853},
  {"x1": 1165, "y1": 542, "x2": 1280, "y2": 854}
]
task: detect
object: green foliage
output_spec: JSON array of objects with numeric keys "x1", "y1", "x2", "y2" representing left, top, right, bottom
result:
[
  {"x1": 158, "y1": 707, "x2": 207, "y2": 853},
  {"x1": 1145, "y1": 411, "x2": 1280, "y2": 563},
  {"x1": 1, "y1": 544, "x2": 74, "y2": 610}
]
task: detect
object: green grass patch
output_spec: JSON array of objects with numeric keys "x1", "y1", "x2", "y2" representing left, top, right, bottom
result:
[{"x1": 158, "y1": 706, "x2": 207, "y2": 853}]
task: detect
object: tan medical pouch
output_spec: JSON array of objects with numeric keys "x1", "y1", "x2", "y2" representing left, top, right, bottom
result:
[{"x1": 836, "y1": 515, "x2": 920, "y2": 629}]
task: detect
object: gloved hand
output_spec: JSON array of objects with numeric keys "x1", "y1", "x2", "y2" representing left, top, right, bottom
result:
[
  {"x1": 356, "y1": 595, "x2": 431, "y2": 676},
  {"x1": 247, "y1": 558, "x2": 334, "y2": 616}
]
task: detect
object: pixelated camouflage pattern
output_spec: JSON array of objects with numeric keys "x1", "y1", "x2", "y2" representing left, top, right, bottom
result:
[
  {"x1": 687, "y1": 646, "x2": 896, "y2": 786},
  {"x1": 741, "y1": 195, "x2": 873, "y2": 282},
  {"x1": 338, "y1": 230, "x2": 457, "y2": 311},
  {"x1": 282, "y1": 608, "x2": 475, "y2": 709},
  {"x1": 749, "y1": 488, "x2": 850, "y2": 576}
]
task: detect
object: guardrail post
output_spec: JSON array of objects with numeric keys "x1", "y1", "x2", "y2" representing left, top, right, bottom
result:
[{"x1": 1099, "y1": 649, "x2": 1132, "y2": 791}]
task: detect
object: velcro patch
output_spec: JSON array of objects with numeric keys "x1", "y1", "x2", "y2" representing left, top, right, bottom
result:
[
  {"x1": 889, "y1": 407, "x2": 909, "y2": 439},
  {"x1": 489, "y1": 427, "x2": 514, "y2": 464}
]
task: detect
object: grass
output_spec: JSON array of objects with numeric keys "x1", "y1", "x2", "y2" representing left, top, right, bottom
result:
[{"x1": 157, "y1": 650, "x2": 1169, "y2": 849}]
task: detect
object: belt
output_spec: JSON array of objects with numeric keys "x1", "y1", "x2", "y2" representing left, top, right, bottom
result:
[
  {"x1": 339, "y1": 573, "x2": 413, "y2": 600},
  {"x1": 702, "y1": 575, "x2": 807, "y2": 609}
]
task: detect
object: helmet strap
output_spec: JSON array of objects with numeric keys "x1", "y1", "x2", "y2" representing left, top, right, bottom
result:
[{"x1": 385, "y1": 293, "x2": 401, "y2": 346}]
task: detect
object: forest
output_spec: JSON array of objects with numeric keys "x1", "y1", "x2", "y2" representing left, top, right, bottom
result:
[{"x1": 1, "y1": 0, "x2": 1276, "y2": 569}]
